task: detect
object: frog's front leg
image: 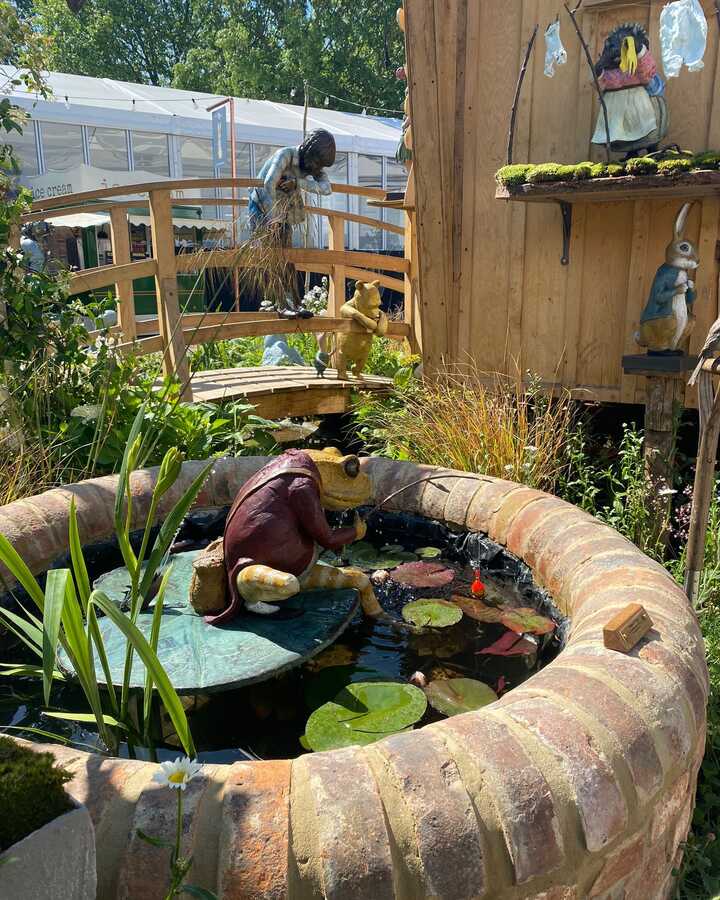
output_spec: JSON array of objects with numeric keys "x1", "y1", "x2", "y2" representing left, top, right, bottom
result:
[
  {"x1": 299, "y1": 564, "x2": 383, "y2": 617},
  {"x1": 237, "y1": 565, "x2": 300, "y2": 615}
]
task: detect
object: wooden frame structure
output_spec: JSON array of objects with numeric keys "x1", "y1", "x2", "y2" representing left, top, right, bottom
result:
[{"x1": 22, "y1": 177, "x2": 419, "y2": 405}]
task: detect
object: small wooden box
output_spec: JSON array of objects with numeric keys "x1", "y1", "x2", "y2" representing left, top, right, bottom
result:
[{"x1": 603, "y1": 603, "x2": 653, "y2": 653}]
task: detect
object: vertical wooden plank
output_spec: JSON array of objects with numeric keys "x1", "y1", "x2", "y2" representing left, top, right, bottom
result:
[
  {"x1": 404, "y1": 207, "x2": 422, "y2": 355},
  {"x1": 620, "y1": 200, "x2": 651, "y2": 403},
  {"x1": 148, "y1": 189, "x2": 192, "y2": 399},
  {"x1": 405, "y1": 0, "x2": 448, "y2": 374},
  {"x1": 109, "y1": 206, "x2": 137, "y2": 342},
  {"x1": 327, "y1": 216, "x2": 345, "y2": 318},
  {"x1": 686, "y1": 198, "x2": 720, "y2": 407},
  {"x1": 562, "y1": 203, "x2": 588, "y2": 388}
]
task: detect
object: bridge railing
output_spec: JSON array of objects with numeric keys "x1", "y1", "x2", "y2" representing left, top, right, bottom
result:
[{"x1": 22, "y1": 178, "x2": 418, "y2": 401}]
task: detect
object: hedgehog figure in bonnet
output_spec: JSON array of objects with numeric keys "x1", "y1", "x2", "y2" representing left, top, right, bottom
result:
[{"x1": 592, "y1": 22, "x2": 669, "y2": 157}]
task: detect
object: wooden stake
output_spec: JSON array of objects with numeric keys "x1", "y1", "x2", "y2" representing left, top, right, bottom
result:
[
  {"x1": 109, "y1": 206, "x2": 136, "y2": 341},
  {"x1": 507, "y1": 25, "x2": 538, "y2": 166},
  {"x1": 685, "y1": 374, "x2": 720, "y2": 605},
  {"x1": 564, "y1": 2, "x2": 612, "y2": 163}
]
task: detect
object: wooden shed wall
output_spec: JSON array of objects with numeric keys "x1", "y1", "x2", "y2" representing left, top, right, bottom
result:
[{"x1": 405, "y1": 0, "x2": 720, "y2": 406}]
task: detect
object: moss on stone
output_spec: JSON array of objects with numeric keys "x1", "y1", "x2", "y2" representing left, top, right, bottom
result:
[
  {"x1": 657, "y1": 158, "x2": 693, "y2": 176},
  {"x1": 624, "y1": 157, "x2": 658, "y2": 176},
  {"x1": 691, "y1": 151, "x2": 720, "y2": 170},
  {"x1": 0, "y1": 737, "x2": 73, "y2": 852},
  {"x1": 495, "y1": 164, "x2": 534, "y2": 187}
]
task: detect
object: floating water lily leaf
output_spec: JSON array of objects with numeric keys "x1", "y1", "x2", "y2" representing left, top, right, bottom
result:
[
  {"x1": 304, "y1": 664, "x2": 384, "y2": 710},
  {"x1": 426, "y1": 678, "x2": 498, "y2": 717},
  {"x1": 415, "y1": 546, "x2": 443, "y2": 559},
  {"x1": 299, "y1": 734, "x2": 311, "y2": 750},
  {"x1": 380, "y1": 543, "x2": 405, "y2": 553},
  {"x1": 392, "y1": 561, "x2": 456, "y2": 588},
  {"x1": 451, "y1": 594, "x2": 504, "y2": 623},
  {"x1": 402, "y1": 599, "x2": 463, "y2": 628},
  {"x1": 344, "y1": 541, "x2": 417, "y2": 571},
  {"x1": 500, "y1": 607, "x2": 556, "y2": 636},
  {"x1": 304, "y1": 643, "x2": 357, "y2": 672},
  {"x1": 305, "y1": 681, "x2": 427, "y2": 751},
  {"x1": 478, "y1": 631, "x2": 537, "y2": 657}
]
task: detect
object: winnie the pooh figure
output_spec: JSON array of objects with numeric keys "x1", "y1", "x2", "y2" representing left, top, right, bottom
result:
[{"x1": 332, "y1": 280, "x2": 389, "y2": 380}]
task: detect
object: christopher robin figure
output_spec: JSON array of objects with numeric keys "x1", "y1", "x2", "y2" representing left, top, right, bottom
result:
[{"x1": 248, "y1": 129, "x2": 336, "y2": 318}]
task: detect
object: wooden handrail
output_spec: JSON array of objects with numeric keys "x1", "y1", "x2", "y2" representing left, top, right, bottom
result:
[
  {"x1": 67, "y1": 259, "x2": 157, "y2": 296},
  {"x1": 29, "y1": 178, "x2": 387, "y2": 213},
  {"x1": 174, "y1": 248, "x2": 408, "y2": 275},
  {"x1": 23, "y1": 195, "x2": 405, "y2": 236}
]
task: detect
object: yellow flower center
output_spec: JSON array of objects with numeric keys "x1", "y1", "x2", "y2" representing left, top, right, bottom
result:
[{"x1": 168, "y1": 771, "x2": 186, "y2": 784}]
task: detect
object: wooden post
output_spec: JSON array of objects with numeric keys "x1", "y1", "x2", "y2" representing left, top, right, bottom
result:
[
  {"x1": 147, "y1": 189, "x2": 192, "y2": 400},
  {"x1": 328, "y1": 215, "x2": 346, "y2": 317},
  {"x1": 404, "y1": 203, "x2": 421, "y2": 355},
  {"x1": 644, "y1": 375, "x2": 684, "y2": 485},
  {"x1": 686, "y1": 373, "x2": 720, "y2": 604},
  {"x1": 109, "y1": 206, "x2": 137, "y2": 342}
]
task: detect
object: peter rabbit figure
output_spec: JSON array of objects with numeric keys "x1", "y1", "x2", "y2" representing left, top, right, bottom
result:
[{"x1": 636, "y1": 203, "x2": 699, "y2": 353}]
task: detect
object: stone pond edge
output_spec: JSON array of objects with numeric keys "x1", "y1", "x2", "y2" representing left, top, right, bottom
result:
[{"x1": 0, "y1": 456, "x2": 707, "y2": 900}]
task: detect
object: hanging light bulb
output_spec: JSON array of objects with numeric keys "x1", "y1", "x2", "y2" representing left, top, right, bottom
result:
[
  {"x1": 290, "y1": 88, "x2": 296, "y2": 99},
  {"x1": 361, "y1": 107, "x2": 367, "y2": 116},
  {"x1": 324, "y1": 96, "x2": 330, "y2": 107},
  {"x1": 132, "y1": 99, "x2": 136, "y2": 111},
  {"x1": 192, "y1": 98, "x2": 199, "y2": 109},
  {"x1": 64, "y1": 95, "x2": 71, "y2": 109}
]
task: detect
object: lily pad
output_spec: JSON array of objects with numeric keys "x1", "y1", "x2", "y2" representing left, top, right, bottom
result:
[
  {"x1": 402, "y1": 599, "x2": 463, "y2": 628},
  {"x1": 426, "y1": 678, "x2": 498, "y2": 717},
  {"x1": 344, "y1": 541, "x2": 418, "y2": 571},
  {"x1": 451, "y1": 594, "x2": 504, "y2": 623},
  {"x1": 392, "y1": 561, "x2": 456, "y2": 588},
  {"x1": 415, "y1": 546, "x2": 443, "y2": 559},
  {"x1": 305, "y1": 681, "x2": 427, "y2": 751},
  {"x1": 478, "y1": 631, "x2": 537, "y2": 657},
  {"x1": 500, "y1": 607, "x2": 556, "y2": 636},
  {"x1": 303, "y1": 665, "x2": 384, "y2": 710}
]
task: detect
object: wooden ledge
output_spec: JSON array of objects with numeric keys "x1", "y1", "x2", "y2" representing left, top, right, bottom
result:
[{"x1": 496, "y1": 169, "x2": 720, "y2": 204}]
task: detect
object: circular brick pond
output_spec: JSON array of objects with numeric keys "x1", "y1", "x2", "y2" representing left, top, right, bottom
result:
[{"x1": 0, "y1": 456, "x2": 708, "y2": 899}]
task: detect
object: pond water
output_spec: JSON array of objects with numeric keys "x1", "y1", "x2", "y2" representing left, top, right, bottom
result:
[{"x1": 0, "y1": 508, "x2": 566, "y2": 763}]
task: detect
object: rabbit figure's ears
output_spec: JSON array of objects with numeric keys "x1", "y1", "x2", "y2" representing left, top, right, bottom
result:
[{"x1": 674, "y1": 202, "x2": 693, "y2": 240}]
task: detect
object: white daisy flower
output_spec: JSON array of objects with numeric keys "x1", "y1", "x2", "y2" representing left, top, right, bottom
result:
[{"x1": 153, "y1": 756, "x2": 202, "y2": 791}]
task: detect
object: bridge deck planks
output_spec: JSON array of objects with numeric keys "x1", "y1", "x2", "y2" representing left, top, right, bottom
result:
[{"x1": 188, "y1": 366, "x2": 393, "y2": 418}]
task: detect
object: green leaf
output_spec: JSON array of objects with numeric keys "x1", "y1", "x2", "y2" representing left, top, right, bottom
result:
[
  {"x1": 303, "y1": 665, "x2": 384, "y2": 711},
  {"x1": 402, "y1": 599, "x2": 463, "y2": 629},
  {"x1": 415, "y1": 546, "x2": 443, "y2": 559},
  {"x1": 43, "y1": 710, "x2": 124, "y2": 728},
  {"x1": 144, "y1": 566, "x2": 172, "y2": 730},
  {"x1": 136, "y1": 829, "x2": 175, "y2": 850},
  {"x1": 500, "y1": 607, "x2": 556, "y2": 636},
  {"x1": 305, "y1": 681, "x2": 427, "y2": 751},
  {"x1": 0, "y1": 663, "x2": 64, "y2": 679},
  {"x1": 42, "y1": 570, "x2": 67, "y2": 706},
  {"x1": 0, "y1": 533, "x2": 46, "y2": 613},
  {"x1": 86, "y1": 603, "x2": 119, "y2": 716},
  {"x1": 69, "y1": 498, "x2": 91, "y2": 609},
  {"x1": 89, "y1": 590, "x2": 196, "y2": 757},
  {"x1": 0, "y1": 606, "x2": 43, "y2": 656},
  {"x1": 344, "y1": 541, "x2": 418, "y2": 571},
  {"x1": 113, "y1": 404, "x2": 146, "y2": 574},
  {"x1": 138, "y1": 459, "x2": 214, "y2": 601},
  {"x1": 425, "y1": 678, "x2": 498, "y2": 718}
]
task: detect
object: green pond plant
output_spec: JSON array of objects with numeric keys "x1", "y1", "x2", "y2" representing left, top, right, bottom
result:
[{"x1": 0, "y1": 406, "x2": 211, "y2": 758}]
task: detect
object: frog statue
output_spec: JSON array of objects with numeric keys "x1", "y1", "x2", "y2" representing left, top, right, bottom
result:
[{"x1": 201, "y1": 448, "x2": 383, "y2": 624}]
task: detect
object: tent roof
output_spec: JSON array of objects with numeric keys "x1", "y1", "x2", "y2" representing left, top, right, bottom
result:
[{"x1": 4, "y1": 68, "x2": 402, "y2": 157}]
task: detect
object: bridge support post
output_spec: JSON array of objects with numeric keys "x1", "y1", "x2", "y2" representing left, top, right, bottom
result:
[
  {"x1": 328, "y1": 216, "x2": 346, "y2": 316},
  {"x1": 148, "y1": 189, "x2": 192, "y2": 400},
  {"x1": 109, "y1": 206, "x2": 137, "y2": 342}
]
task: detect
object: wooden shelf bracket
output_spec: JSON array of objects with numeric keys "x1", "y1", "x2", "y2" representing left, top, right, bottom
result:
[{"x1": 559, "y1": 201, "x2": 573, "y2": 266}]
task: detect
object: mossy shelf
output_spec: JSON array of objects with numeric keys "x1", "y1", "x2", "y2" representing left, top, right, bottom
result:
[{"x1": 495, "y1": 168, "x2": 720, "y2": 204}]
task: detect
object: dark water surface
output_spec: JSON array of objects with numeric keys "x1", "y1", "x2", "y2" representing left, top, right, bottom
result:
[{"x1": 0, "y1": 509, "x2": 565, "y2": 762}]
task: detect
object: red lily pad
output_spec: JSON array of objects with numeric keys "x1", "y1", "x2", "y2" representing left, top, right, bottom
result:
[
  {"x1": 500, "y1": 607, "x2": 555, "y2": 636},
  {"x1": 451, "y1": 594, "x2": 504, "y2": 623},
  {"x1": 391, "y1": 561, "x2": 455, "y2": 589},
  {"x1": 478, "y1": 631, "x2": 537, "y2": 657}
]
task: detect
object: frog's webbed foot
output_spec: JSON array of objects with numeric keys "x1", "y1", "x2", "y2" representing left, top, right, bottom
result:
[{"x1": 237, "y1": 565, "x2": 300, "y2": 614}]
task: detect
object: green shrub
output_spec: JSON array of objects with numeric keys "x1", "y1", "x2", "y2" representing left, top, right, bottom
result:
[
  {"x1": 657, "y1": 158, "x2": 693, "y2": 176},
  {"x1": 526, "y1": 163, "x2": 565, "y2": 184},
  {"x1": 624, "y1": 156, "x2": 658, "y2": 176},
  {"x1": 495, "y1": 164, "x2": 534, "y2": 187},
  {"x1": 691, "y1": 150, "x2": 720, "y2": 170},
  {"x1": 0, "y1": 737, "x2": 73, "y2": 851}
]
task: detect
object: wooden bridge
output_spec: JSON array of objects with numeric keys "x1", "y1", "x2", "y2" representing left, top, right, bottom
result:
[{"x1": 18, "y1": 176, "x2": 420, "y2": 414}]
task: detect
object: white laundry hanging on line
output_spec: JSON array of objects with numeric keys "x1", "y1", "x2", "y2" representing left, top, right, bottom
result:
[
  {"x1": 544, "y1": 20, "x2": 567, "y2": 78},
  {"x1": 659, "y1": 0, "x2": 707, "y2": 77}
]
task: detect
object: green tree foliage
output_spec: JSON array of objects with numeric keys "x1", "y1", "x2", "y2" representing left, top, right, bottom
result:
[{"x1": 25, "y1": 0, "x2": 405, "y2": 111}]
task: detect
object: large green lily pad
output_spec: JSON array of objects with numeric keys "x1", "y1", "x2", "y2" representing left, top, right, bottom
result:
[
  {"x1": 305, "y1": 681, "x2": 427, "y2": 751},
  {"x1": 402, "y1": 599, "x2": 463, "y2": 628},
  {"x1": 425, "y1": 678, "x2": 498, "y2": 717},
  {"x1": 59, "y1": 551, "x2": 360, "y2": 694}
]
